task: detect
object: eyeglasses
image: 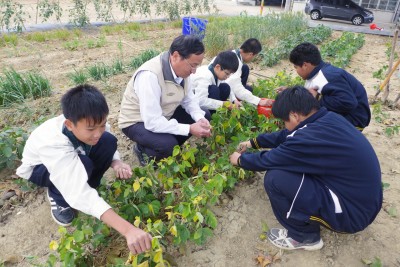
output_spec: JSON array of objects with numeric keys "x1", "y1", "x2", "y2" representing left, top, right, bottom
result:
[
  {"x1": 221, "y1": 67, "x2": 232, "y2": 77},
  {"x1": 184, "y1": 58, "x2": 198, "y2": 71}
]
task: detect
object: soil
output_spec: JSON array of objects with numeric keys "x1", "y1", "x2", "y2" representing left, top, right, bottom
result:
[{"x1": 1, "y1": 4, "x2": 400, "y2": 267}]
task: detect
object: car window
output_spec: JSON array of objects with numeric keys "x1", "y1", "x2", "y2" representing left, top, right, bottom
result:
[
  {"x1": 322, "y1": 0, "x2": 334, "y2": 5},
  {"x1": 348, "y1": 1, "x2": 358, "y2": 8}
]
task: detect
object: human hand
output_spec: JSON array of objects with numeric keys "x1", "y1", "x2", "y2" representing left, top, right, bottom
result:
[
  {"x1": 275, "y1": 86, "x2": 287, "y2": 94},
  {"x1": 111, "y1": 160, "x2": 132, "y2": 179},
  {"x1": 190, "y1": 118, "x2": 212, "y2": 138},
  {"x1": 233, "y1": 100, "x2": 242, "y2": 109},
  {"x1": 258, "y1": 98, "x2": 274, "y2": 107},
  {"x1": 237, "y1": 141, "x2": 251, "y2": 153},
  {"x1": 125, "y1": 226, "x2": 153, "y2": 255},
  {"x1": 229, "y1": 152, "x2": 241, "y2": 166}
]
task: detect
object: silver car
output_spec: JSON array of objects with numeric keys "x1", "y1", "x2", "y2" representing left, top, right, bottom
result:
[{"x1": 305, "y1": 0, "x2": 374, "y2": 25}]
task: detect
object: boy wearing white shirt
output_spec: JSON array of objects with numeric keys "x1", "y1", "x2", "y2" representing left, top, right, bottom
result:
[
  {"x1": 191, "y1": 50, "x2": 241, "y2": 114},
  {"x1": 17, "y1": 85, "x2": 152, "y2": 255}
]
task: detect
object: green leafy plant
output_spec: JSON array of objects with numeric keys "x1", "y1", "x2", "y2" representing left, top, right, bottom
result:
[
  {"x1": 0, "y1": 68, "x2": 52, "y2": 107},
  {"x1": 320, "y1": 32, "x2": 365, "y2": 68},
  {"x1": 129, "y1": 49, "x2": 160, "y2": 69},
  {"x1": 0, "y1": 127, "x2": 28, "y2": 170},
  {"x1": 68, "y1": 69, "x2": 89, "y2": 85},
  {"x1": 0, "y1": 1, "x2": 28, "y2": 32}
]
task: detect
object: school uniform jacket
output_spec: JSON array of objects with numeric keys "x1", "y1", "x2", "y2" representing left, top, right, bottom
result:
[
  {"x1": 238, "y1": 108, "x2": 382, "y2": 233},
  {"x1": 191, "y1": 65, "x2": 236, "y2": 110},
  {"x1": 16, "y1": 115, "x2": 120, "y2": 219},
  {"x1": 304, "y1": 62, "x2": 371, "y2": 129}
]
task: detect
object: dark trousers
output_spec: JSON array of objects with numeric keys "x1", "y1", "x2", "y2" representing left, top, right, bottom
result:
[
  {"x1": 28, "y1": 132, "x2": 117, "y2": 207},
  {"x1": 208, "y1": 83, "x2": 231, "y2": 114},
  {"x1": 241, "y1": 64, "x2": 253, "y2": 92},
  {"x1": 122, "y1": 105, "x2": 211, "y2": 161},
  {"x1": 264, "y1": 169, "x2": 345, "y2": 243}
]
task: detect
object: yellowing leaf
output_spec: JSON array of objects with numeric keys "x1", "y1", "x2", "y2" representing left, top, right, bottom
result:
[
  {"x1": 114, "y1": 187, "x2": 122, "y2": 196},
  {"x1": 170, "y1": 225, "x2": 177, "y2": 237},
  {"x1": 146, "y1": 178, "x2": 153, "y2": 186},
  {"x1": 153, "y1": 250, "x2": 163, "y2": 263},
  {"x1": 165, "y1": 212, "x2": 173, "y2": 220},
  {"x1": 133, "y1": 181, "x2": 140, "y2": 192},
  {"x1": 134, "y1": 217, "x2": 141, "y2": 227},
  {"x1": 201, "y1": 165, "x2": 209, "y2": 172},
  {"x1": 137, "y1": 260, "x2": 149, "y2": 267},
  {"x1": 49, "y1": 240, "x2": 58, "y2": 250},
  {"x1": 139, "y1": 177, "x2": 145, "y2": 182}
]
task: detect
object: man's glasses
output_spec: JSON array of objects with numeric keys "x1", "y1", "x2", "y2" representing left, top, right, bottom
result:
[{"x1": 184, "y1": 58, "x2": 198, "y2": 71}]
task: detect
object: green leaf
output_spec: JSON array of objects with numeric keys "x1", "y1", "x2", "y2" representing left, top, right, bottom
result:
[
  {"x1": 193, "y1": 228, "x2": 202, "y2": 240},
  {"x1": 73, "y1": 230, "x2": 84, "y2": 243},
  {"x1": 205, "y1": 210, "x2": 218, "y2": 229},
  {"x1": 172, "y1": 146, "x2": 180, "y2": 157},
  {"x1": 2, "y1": 146, "x2": 12, "y2": 157}
]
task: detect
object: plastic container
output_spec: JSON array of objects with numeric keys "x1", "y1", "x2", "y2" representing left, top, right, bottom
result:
[
  {"x1": 257, "y1": 98, "x2": 274, "y2": 118},
  {"x1": 182, "y1": 17, "x2": 208, "y2": 40}
]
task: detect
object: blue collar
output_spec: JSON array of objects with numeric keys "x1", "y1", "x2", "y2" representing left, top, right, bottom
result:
[{"x1": 62, "y1": 125, "x2": 92, "y2": 156}]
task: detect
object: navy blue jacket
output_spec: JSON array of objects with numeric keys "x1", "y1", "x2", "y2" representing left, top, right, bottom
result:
[
  {"x1": 306, "y1": 62, "x2": 371, "y2": 129},
  {"x1": 239, "y1": 108, "x2": 382, "y2": 232}
]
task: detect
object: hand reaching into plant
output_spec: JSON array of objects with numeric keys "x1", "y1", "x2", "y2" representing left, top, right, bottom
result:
[
  {"x1": 229, "y1": 152, "x2": 241, "y2": 166},
  {"x1": 111, "y1": 160, "x2": 132, "y2": 179},
  {"x1": 258, "y1": 98, "x2": 274, "y2": 107},
  {"x1": 190, "y1": 118, "x2": 212, "y2": 138},
  {"x1": 125, "y1": 226, "x2": 153, "y2": 255},
  {"x1": 101, "y1": 209, "x2": 152, "y2": 255},
  {"x1": 236, "y1": 140, "x2": 252, "y2": 153}
]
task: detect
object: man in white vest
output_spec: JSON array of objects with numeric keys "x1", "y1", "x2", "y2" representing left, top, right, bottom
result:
[{"x1": 118, "y1": 35, "x2": 212, "y2": 166}]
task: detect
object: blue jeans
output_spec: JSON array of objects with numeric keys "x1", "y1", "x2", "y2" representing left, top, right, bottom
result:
[{"x1": 28, "y1": 132, "x2": 117, "y2": 207}]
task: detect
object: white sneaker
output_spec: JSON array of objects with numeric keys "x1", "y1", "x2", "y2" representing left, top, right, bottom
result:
[{"x1": 267, "y1": 228, "x2": 323, "y2": 251}]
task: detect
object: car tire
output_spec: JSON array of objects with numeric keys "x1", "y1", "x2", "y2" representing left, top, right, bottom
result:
[
  {"x1": 352, "y1": 15, "x2": 363, "y2": 25},
  {"x1": 310, "y1": 10, "x2": 321, "y2": 20}
]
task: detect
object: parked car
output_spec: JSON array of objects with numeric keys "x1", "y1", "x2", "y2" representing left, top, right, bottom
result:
[{"x1": 304, "y1": 0, "x2": 374, "y2": 25}]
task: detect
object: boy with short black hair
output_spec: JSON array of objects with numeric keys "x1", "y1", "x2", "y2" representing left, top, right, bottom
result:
[
  {"x1": 191, "y1": 50, "x2": 241, "y2": 113},
  {"x1": 225, "y1": 38, "x2": 271, "y2": 107},
  {"x1": 289, "y1": 42, "x2": 371, "y2": 130},
  {"x1": 17, "y1": 84, "x2": 152, "y2": 255},
  {"x1": 230, "y1": 86, "x2": 382, "y2": 251}
]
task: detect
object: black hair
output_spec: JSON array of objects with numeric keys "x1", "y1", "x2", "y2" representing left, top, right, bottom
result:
[
  {"x1": 272, "y1": 85, "x2": 320, "y2": 121},
  {"x1": 169, "y1": 35, "x2": 205, "y2": 59},
  {"x1": 240, "y1": 38, "x2": 262, "y2": 54},
  {"x1": 289, "y1": 42, "x2": 322, "y2": 66},
  {"x1": 61, "y1": 84, "x2": 109, "y2": 125},
  {"x1": 212, "y1": 50, "x2": 239, "y2": 72}
]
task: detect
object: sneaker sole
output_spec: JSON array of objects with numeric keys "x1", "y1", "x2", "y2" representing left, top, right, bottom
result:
[{"x1": 46, "y1": 189, "x2": 72, "y2": 227}]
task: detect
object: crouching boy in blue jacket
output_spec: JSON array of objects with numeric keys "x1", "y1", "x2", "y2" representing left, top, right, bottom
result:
[
  {"x1": 229, "y1": 86, "x2": 382, "y2": 251},
  {"x1": 16, "y1": 84, "x2": 152, "y2": 255}
]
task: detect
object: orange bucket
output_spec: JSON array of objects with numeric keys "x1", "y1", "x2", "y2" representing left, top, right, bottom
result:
[{"x1": 257, "y1": 98, "x2": 274, "y2": 118}]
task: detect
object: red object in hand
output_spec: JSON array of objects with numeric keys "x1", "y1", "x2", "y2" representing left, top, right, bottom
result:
[
  {"x1": 257, "y1": 98, "x2": 274, "y2": 118},
  {"x1": 370, "y1": 23, "x2": 382, "y2": 30}
]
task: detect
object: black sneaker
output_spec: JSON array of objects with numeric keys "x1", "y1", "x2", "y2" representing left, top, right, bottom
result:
[
  {"x1": 133, "y1": 143, "x2": 147, "y2": 166},
  {"x1": 46, "y1": 189, "x2": 74, "y2": 226}
]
